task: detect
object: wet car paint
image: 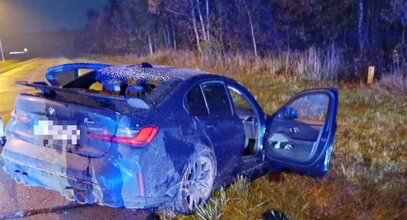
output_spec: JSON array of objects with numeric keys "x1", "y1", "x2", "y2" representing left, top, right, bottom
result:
[{"x1": 0, "y1": 63, "x2": 339, "y2": 213}]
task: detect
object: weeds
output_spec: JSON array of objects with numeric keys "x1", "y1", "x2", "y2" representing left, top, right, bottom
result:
[
  {"x1": 195, "y1": 187, "x2": 228, "y2": 220},
  {"x1": 230, "y1": 175, "x2": 250, "y2": 199}
]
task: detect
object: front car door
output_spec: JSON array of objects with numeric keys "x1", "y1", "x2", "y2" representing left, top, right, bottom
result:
[{"x1": 264, "y1": 88, "x2": 338, "y2": 177}]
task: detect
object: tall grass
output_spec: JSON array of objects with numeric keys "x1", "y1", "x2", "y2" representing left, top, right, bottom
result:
[
  {"x1": 379, "y1": 65, "x2": 407, "y2": 93},
  {"x1": 86, "y1": 46, "x2": 343, "y2": 83},
  {"x1": 87, "y1": 46, "x2": 407, "y2": 92}
]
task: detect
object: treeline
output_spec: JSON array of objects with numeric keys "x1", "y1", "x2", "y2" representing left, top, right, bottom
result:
[{"x1": 78, "y1": 0, "x2": 406, "y2": 81}]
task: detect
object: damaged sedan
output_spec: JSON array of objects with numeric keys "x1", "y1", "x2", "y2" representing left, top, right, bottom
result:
[{"x1": 0, "y1": 63, "x2": 338, "y2": 213}]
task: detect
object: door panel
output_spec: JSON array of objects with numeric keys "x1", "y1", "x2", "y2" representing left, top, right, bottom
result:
[
  {"x1": 184, "y1": 82, "x2": 244, "y2": 181},
  {"x1": 264, "y1": 88, "x2": 338, "y2": 177}
]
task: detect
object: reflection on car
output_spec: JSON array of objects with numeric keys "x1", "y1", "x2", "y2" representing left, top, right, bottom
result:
[{"x1": 0, "y1": 63, "x2": 338, "y2": 213}]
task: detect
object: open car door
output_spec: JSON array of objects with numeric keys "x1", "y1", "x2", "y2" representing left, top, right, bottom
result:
[{"x1": 264, "y1": 88, "x2": 338, "y2": 177}]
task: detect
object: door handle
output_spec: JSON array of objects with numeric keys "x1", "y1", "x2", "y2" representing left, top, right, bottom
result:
[
  {"x1": 84, "y1": 118, "x2": 95, "y2": 124},
  {"x1": 290, "y1": 127, "x2": 300, "y2": 133}
]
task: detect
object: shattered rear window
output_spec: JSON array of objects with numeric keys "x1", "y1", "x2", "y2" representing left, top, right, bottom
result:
[{"x1": 62, "y1": 65, "x2": 189, "y2": 106}]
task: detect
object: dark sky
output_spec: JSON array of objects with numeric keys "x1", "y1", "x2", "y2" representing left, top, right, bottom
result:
[{"x1": 0, "y1": 0, "x2": 108, "y2": 36}]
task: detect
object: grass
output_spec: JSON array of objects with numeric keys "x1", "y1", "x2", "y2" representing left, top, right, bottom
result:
[
  {"x1": 82, "y1": 50, "x2": 406, "y2": 220},
  {"x1": 0, "y1": 60, "x2": 19, "y2": 73},
  {"x1": 0, "y1": 59, "x2": 39, "y2": 74}
]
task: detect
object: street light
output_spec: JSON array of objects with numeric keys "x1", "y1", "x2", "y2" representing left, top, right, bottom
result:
[{"x1": 0, "y1": 39, "x2": 4, "y2": 62}]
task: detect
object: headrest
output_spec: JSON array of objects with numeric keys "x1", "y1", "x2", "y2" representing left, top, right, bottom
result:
[
  {"x1": 126, "y1": 84, "x2": 145, "y2": 95},
  {"x1": 104, "y1": 83, "x2": 121, "y2": 93}
]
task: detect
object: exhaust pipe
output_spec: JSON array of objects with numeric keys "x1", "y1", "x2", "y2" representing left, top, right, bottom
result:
[
  {"x1": 74, "y1": 191, "x2": 88, "y2": 205},
  {"x1": 21, "y1": 172, "x2": 29, "y2": 186},
  {"x1": 64, "y1": 187, "x2": 75, "y2": 201},
  {"x1": 13, "y1": 170, "x2": 22, "y2": 184}
]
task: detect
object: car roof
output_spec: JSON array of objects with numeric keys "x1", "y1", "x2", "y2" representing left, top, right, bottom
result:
[{"x1": 97, "y1": 64, "x2": 215, "y2": 83}]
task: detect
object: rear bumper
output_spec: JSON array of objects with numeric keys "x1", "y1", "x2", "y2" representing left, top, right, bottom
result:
[{"x1": 0, "y1": 137, "x2": 175, "y2": 210}]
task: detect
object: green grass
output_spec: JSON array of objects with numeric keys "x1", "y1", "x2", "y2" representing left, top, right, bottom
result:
[{"x1": 82, "y1": 51, "x2": 407, "y2": 220}]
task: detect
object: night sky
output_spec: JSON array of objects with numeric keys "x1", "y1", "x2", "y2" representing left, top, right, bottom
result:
[{"x1": 0, "y1": 0, "x2": 108, "y2": 36}]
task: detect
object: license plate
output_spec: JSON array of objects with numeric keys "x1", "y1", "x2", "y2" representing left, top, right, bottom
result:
[{"x1": 33, "y1": 120, "x2": 81, "y2": 145}]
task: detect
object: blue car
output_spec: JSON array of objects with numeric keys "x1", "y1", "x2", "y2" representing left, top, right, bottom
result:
[{"x1": 0, "y1": 63, "x2": 338, "y2": 213}]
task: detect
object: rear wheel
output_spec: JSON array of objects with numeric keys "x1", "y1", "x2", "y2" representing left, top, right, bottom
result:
[{"x1": 175, "y1": 150, "x2": 216, "y2": 214}]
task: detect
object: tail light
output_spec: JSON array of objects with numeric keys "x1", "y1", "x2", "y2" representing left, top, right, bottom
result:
[
  {"x1": 88, "y1": 126, "x2": 158, "y2": 147},
  {"x1": 11, "y1": 110, "x2": 29, "y2": 123}
]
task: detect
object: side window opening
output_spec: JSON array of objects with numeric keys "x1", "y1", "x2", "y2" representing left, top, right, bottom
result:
[
  {"x1": 228, "y1": 86, "x2": 258, "y2": 155},
  {"x1": 202, "y1": 83, "x2": 232, "y2": 116},
  {"x1": 286, "y1": 94, "x2": 329, "y2": 122},
  {"x1": 186, "y1": 85, "x2": 208, "y2": 116}
]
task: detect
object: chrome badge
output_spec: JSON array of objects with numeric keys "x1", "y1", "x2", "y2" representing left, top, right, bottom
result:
[{"x1": 48, "y1": 107, "x2": 56, "y2": 117}]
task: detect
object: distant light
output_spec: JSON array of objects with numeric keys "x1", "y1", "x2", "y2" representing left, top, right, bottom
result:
[
  {"x1": 9, "y1": 48, "x2": 28, "y2": 55},
  {"x1": 9, "y1": 51, "x2": 25, "y2": 55}
]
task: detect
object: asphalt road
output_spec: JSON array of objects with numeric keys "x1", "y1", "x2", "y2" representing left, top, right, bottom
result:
[{"x1": 0, "y1": 58, "x2": 156, "y2": 220}]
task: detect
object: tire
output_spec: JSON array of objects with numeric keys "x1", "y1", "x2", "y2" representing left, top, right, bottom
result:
[{"x1": 174, "y1": 149, "x2": 216, "y2": 214}]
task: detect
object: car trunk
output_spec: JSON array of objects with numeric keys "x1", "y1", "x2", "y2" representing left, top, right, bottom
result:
[{"x1": 10, "y1": 93, "x2": 120, "y2": 158}]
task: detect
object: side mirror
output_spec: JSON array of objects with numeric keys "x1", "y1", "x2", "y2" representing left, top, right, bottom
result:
[{"x1": 279, "y1": 107, "x2": 298, "y2": 119}]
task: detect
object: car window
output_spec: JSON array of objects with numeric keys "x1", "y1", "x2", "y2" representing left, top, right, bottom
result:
[
  {"x1": 186, "y1": 85, "x2": 208, "y2": 116},
  {"x1": 202, "y1": 83, "x2": 232, "y2": 116},
  {"x1": 287, "y1": 93, "x2": 329, "y2": 121},
  {"x1": 228, "y1": 86, "x2": 252, "y2": 111}
]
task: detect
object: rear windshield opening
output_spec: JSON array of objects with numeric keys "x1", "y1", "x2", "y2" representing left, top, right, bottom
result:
[
  {"x1": 89, "y1": 80, "x2": 160, "y2": 97},
  {"x1": 63, "y1": 71, "x2": 162, "y2": 97},
  {"x1": 60, "y1": 69, "x2": 182, "y2": 107}
]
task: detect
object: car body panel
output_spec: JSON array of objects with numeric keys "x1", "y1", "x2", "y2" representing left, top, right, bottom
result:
[{"x1": 0, "y1": 63, "x2": 339, "y2": 211}]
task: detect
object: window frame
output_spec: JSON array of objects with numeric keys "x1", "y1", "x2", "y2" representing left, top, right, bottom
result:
[
  {"x1": 184, "y1": 80, "x2": 234, "y2": 117},
  {"x1": 227, "y1": 85, "x2": 257, "y2": 114}
]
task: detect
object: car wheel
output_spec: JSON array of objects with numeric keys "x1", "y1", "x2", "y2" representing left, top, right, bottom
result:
[{"x1": 175, "y1": 149, "x2": 216, "y2": 214}]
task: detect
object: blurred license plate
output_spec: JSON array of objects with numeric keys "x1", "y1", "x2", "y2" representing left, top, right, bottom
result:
[{"x1": 33, "y1": 120, "x2": 80, "y2": 145}]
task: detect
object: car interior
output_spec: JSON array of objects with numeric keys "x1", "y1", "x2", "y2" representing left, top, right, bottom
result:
[
  {"x1": 227, "y1": 86, "x2": 259, "y2": 156},
  {"x1": 63, "y1": 70, "x2": 158, "y2": 97}
]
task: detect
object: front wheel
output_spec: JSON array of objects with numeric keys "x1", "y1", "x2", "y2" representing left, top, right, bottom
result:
[{"x1": 174, "y1": 149, "x2": 216, "y2": 214}]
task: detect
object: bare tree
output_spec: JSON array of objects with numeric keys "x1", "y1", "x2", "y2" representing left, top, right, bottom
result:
[
  {"x1": 358, "y1": 0, "x2": 364, "y2": 51},
  {"x1": 242, "y1": 0, "x2": 258, "y2": 58},
  {"x1": 195, "y1": 0, "x2": 207, "y2": 41},
  {"x1": 206, "y1": 0, "x2": 210, "y2": 40},
  {"x1": 190, "y1": 0, "x2": 202, "y2": 52}
]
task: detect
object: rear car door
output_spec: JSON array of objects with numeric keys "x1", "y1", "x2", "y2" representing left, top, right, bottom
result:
[
  {"x1": 264, "y1": 88, "x2": 338, "y2": 177},
  {"x1": 185, "y1": 82, "x2": 244, "y2": 180}
]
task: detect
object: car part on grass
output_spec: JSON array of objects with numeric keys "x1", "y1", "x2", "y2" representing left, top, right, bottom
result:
[
  {"x1": 0, "y1": 62, "x2": 338, "y2": 213},
  {"x1": 262, "y1": 210, "x2": 291, "y2": 220}
]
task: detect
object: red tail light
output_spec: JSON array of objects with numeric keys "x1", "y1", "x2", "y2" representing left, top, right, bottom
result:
[
  {"x1": 88, "y1": 126, "x2": 158, "y2": 147},
  {"x1": 11, "y1": 111, "x2": 29, "y2": 123}
]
